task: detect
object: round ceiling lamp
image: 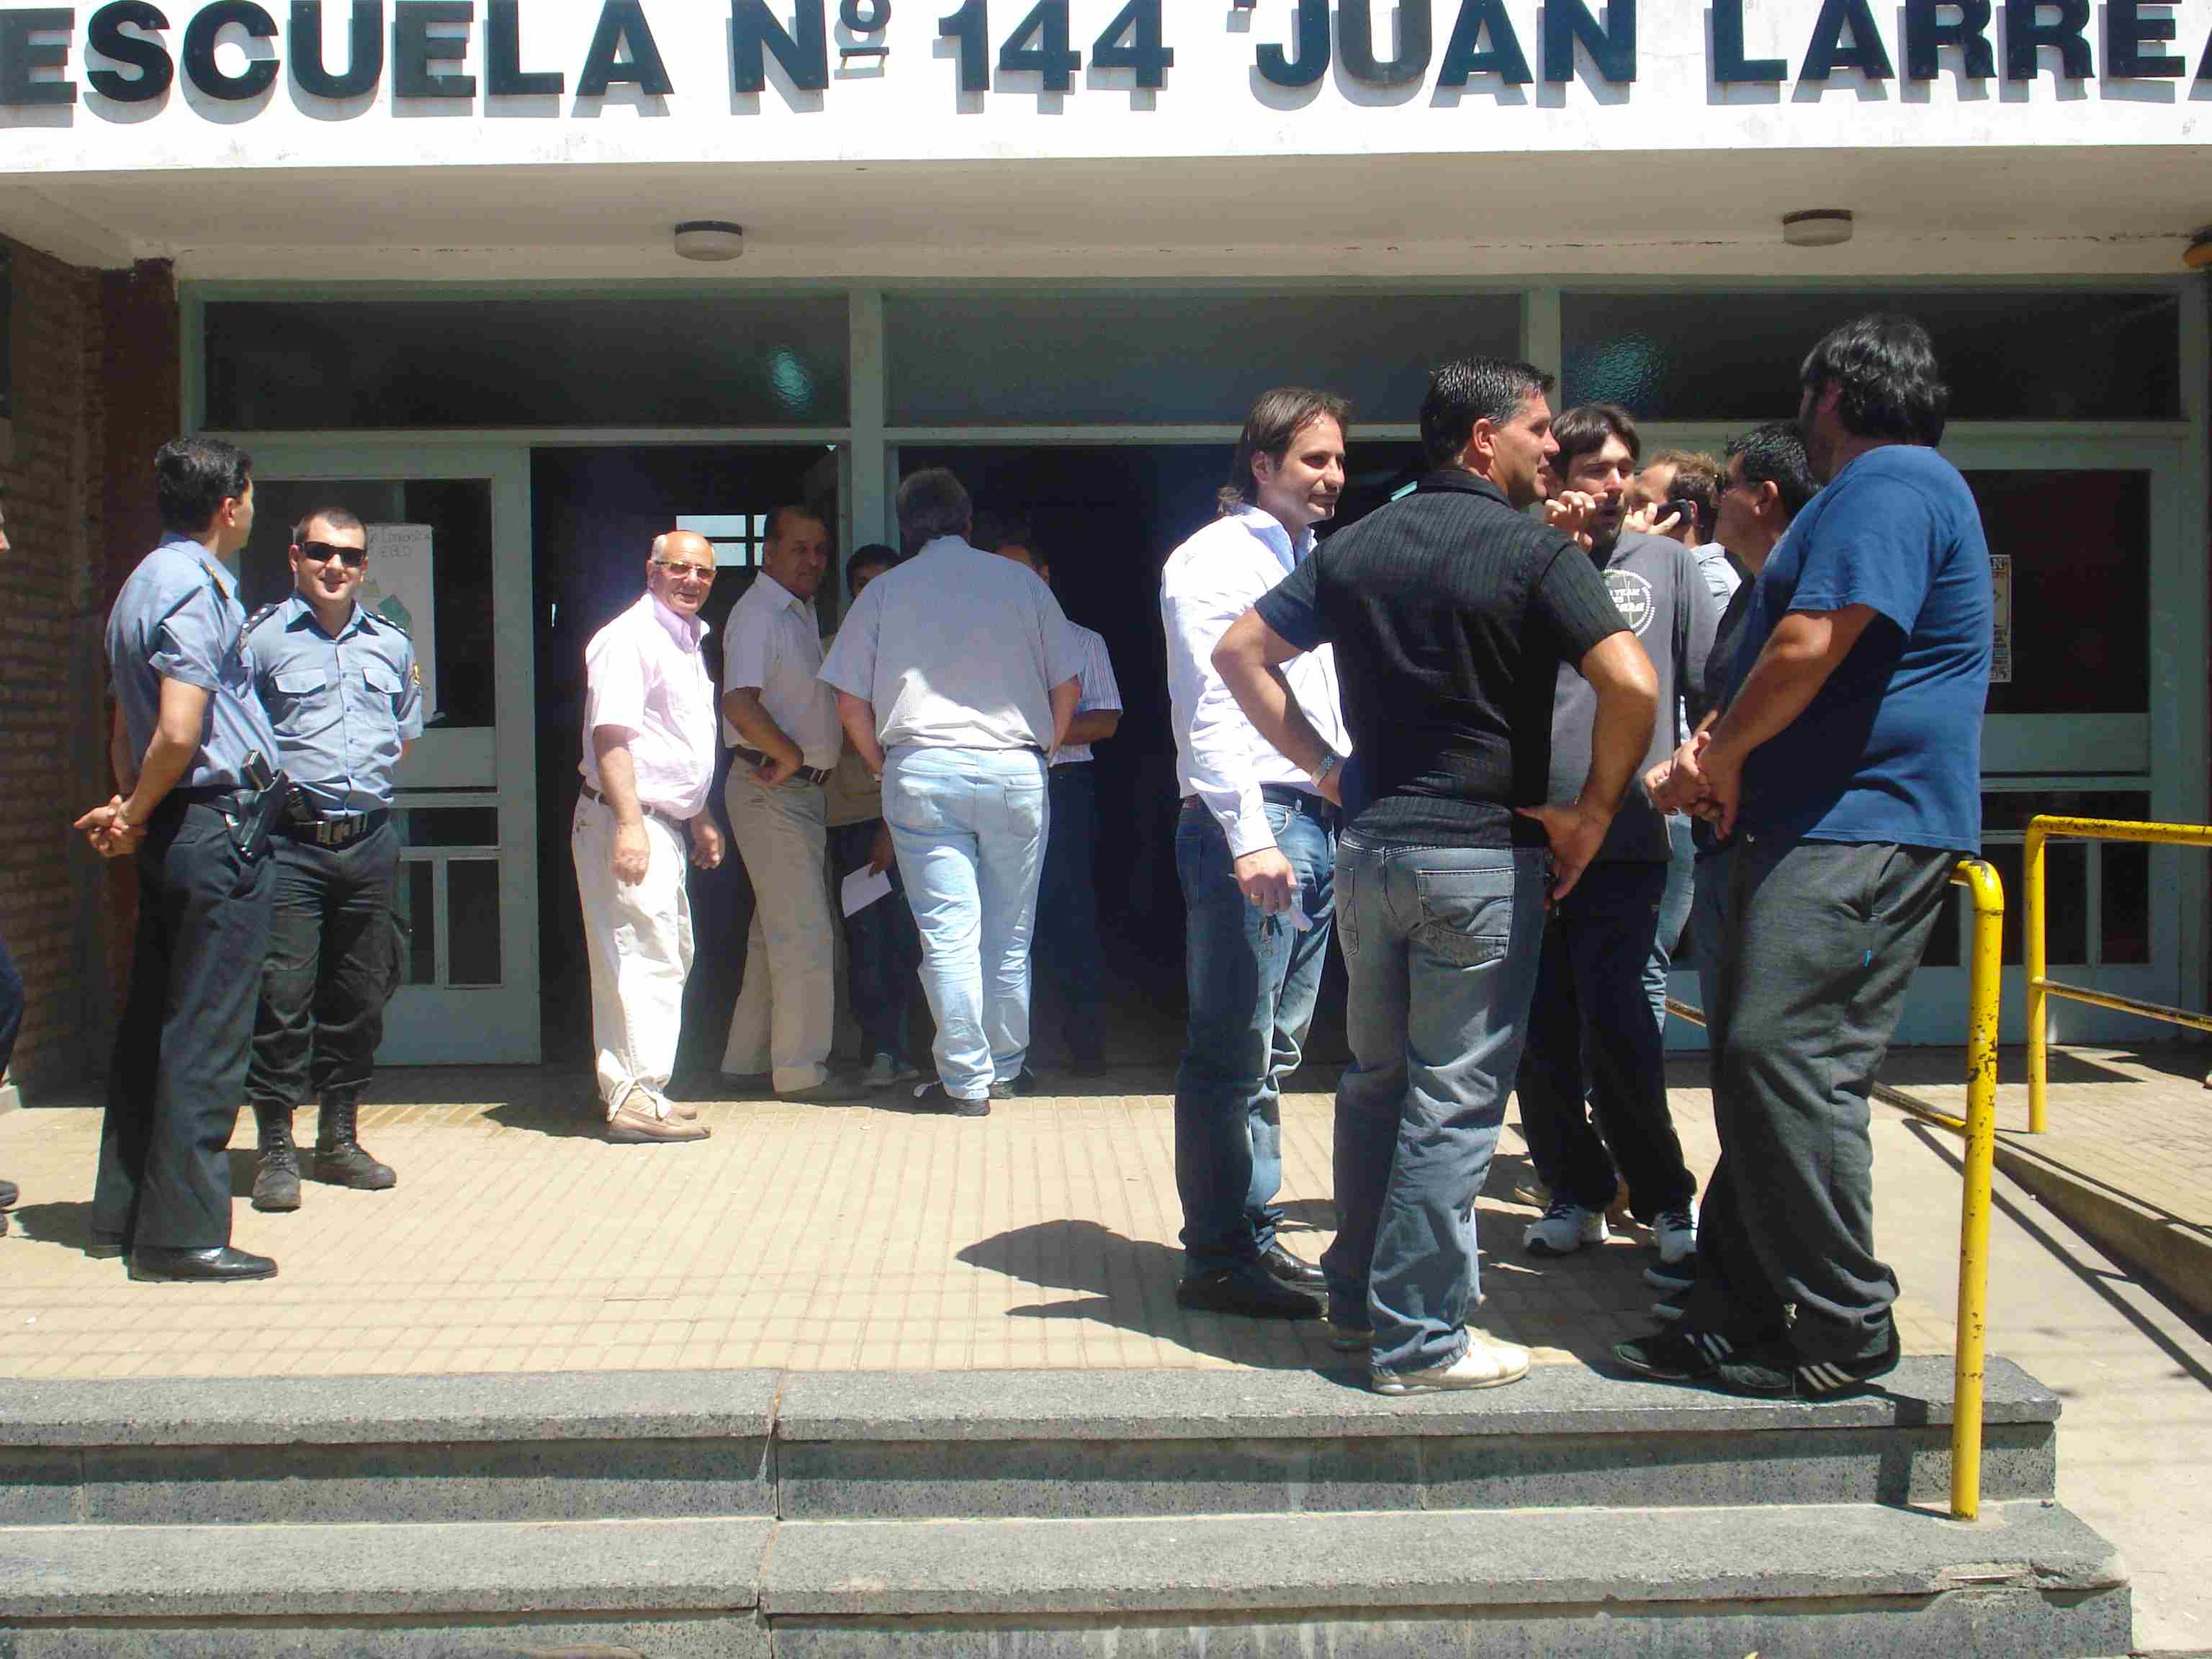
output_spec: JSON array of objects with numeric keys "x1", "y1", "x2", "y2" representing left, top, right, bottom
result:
[
  {"x1": 673, "y1": 221, "x2": 746, "y2": 262},
  {"x1": 1781, "y1": 210, "x2": 1855, "y2": 248}
]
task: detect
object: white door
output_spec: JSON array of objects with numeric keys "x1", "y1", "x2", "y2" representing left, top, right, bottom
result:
[{"x1": 228, "y1": 442, "x2": 541, "y2": 1064}]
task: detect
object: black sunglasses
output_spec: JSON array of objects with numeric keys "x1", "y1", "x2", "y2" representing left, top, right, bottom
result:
[{"x1": 298, "y1": 540, "x2": 367, "y2": 570}]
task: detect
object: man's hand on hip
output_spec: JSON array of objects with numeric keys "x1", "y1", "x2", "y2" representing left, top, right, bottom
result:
[
  {"x1": 1515, "y1": 803, "x2": 1609, "y2": 906},
  {"x1": 1232, "y1": 846, "x2": 1299, "y2": 916},
  {"x1": 612, "y1": 820, "x2": 652, "y2": 886}
]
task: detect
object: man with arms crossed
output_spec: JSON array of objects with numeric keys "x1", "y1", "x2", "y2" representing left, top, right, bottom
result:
[
  {"x1": 1161, "y1": 389, "x2": 1354, "y2": 1320},
  {"x1": 1620, "y1": 317, "x2": 1992, "y2": 1396},
  {"x1": 719, "y1": 503, "x2": 868, "y2": 1104},
  {"x1": 1217, "y1": 358, "x2": 1655, "y2": 1390},
  {"x1": 574, "y1": 531, "x2": 728, "y2": 1143},
  {"x1": 243, "y1": 507, "x2": 422, "y2": 1211}
]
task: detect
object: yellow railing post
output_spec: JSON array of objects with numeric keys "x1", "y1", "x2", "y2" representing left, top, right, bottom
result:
[
  {"x1": 1951, "y1": 857, "x2": 2005, "y2": 1523},
  {"x1": 2023, "y1": 822, "x2": 2048, "y2": 1136}
]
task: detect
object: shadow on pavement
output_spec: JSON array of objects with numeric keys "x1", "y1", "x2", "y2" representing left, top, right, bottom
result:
[{"x1": 6, "y1": 1200, "x2": 107, "y2": 1257}]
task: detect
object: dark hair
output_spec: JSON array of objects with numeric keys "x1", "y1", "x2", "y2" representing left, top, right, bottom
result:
[
  {"x1": 845, "y1": 542, "x2": 899, "y2": 588},
  {"x1": 1726, "y1": 420, "x2": 1820, "y2": 521},
  {"x1": 971, "y1": 508, "x2": 1033, "y2": 556},
  {"x1": 1645, "y1": 450, "x2": 1722, "y2": 539},
  {"x1": 155, "y1": 436, "x2": 253, "y2": 536},
  {"x1": 291, "y1": 505, "x2": 364, "y2": 545},
  {"x1": 896, "y1": 468, "x2": 974, "y2": 557},
  {"x1": 1799, "y1": 314, "x2": 1949, "y2": 446},
  {"x1": 1550, "y1": 402, "x2": 1642, "y2": 475},
  {"x1": 1418, "y1": 358, "x2": 1555, "y2": 471},
  {"x1": 764, "y1": 502, "x2": 828, "y2": 544},
  {"x1": 1218, "y1": 387, "x2": 1352, "y2": 517}
]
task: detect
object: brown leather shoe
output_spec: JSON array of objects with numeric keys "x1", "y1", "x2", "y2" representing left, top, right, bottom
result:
[{"x1": 606, "y1": 1101, "x2": 710, "y2": 1143}]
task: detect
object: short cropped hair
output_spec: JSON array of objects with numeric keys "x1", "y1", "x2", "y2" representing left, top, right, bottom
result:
[
  {"x1": 155, "y1": 436, "x2": 253, "y2": 536},
  {"x1": 1418, "y1": 358, "x2": 1555, "y2": 472},
  {"x1": 971, "y1": 509, "x2": 1033, "y2": 556},
  {"x1": 896, "y1": 468, "x2": 973, "y2": 556},
  {"x1": 1726, "y1": 420, "x2": 1820, "y2": 521},
  {"x1": 291, "y1": 505, "x2": 364, "y2": 545},
  {"x1": 1800, "y1": 314, "x2": 1949, "y2": 447},
  {"x1": 1645, "y1": 450, "x2": 1723, "y2": 539},
  {"x1": 764, "y1": 502, "x2": 827, "y2": 544},
  {"x1": 1551, "y1": 403, "x2": 1641, "y2": 475},
  {"x1": 845, "y1": 543, "x2": 899, "y2": 588},
  {"x1": 1218, "y1": 387, "x2": 1352, "y2": 517}
]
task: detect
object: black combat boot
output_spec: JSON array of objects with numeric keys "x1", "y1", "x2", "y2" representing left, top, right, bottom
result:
[
  {"x1": 313, "y1": 1093, "x2": 396, "y2": 1190},
  {"x1": 251, "y1": 1104, "x2": 302, "y2": 1213}
]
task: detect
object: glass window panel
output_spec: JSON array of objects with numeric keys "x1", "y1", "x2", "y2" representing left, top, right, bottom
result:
[
  {"x1": 398, "y1": 808, "x2": 500, "y2": 848},
  {"x1": 1981, "y1": 842, "x2": 2026, "y2": 966},
  {"x1": 206, "y1": 296, "x2": 849, "y2": 429},
  {"x1": 1980, "y1": 791, "x2": 2151, "y2": 832},
  {"x1": 400, "y1": 859, "x2": 436, "y2": 986},
  {"x1": 2102, "y1": 843, "x2": 2150, "y2": 966},
  {"x1": 239, "y1": 477, "x2": 497, "y2": 729},
  {"x1": 1966, "y1": 472, "x2": 2149, "y2": 716},
  {"x1": 446, "y1": 860, "x2": 503, "y2": 986},
  {"x1": 886, "y1": 292, "x2": 1519, "y2": 426},
  {"x1": 1921, "y1": 895, "x2": 1962, "y2": 968},
  {"x1": 1561, "y1": 290, "x2": 2179, "y2": 421},
  {"x1": 2041, "y1": 842, "x2": 2089, "y2": 967}
]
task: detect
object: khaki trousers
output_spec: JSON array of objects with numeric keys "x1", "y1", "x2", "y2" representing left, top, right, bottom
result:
[{"x1": 721, "y1": 769, "x2": 835, "y2": 1092}]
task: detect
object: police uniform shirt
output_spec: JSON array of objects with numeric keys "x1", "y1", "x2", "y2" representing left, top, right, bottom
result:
[
  {"x1": 105, "y1": 534, "x2": 279, "y2": 791},
  {"x1": 248, "y1": 594, "x2": 426, "y2": 818}
]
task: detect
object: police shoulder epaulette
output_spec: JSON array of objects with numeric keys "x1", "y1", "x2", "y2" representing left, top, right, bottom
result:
[
  {"x1": 365, "y1": 604, "x2": 411, "y2": 639},
  {"x1": 245, "y1": 601, "x2": 286, "y2": 634}
]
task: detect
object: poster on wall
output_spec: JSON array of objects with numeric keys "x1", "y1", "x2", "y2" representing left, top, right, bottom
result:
[
  {"x1": 364, "y1": 524, "x2": 438, "y2": 717},
  {"x1": 1990, "y1": 554, "x2": 2013, "y2": 685}
]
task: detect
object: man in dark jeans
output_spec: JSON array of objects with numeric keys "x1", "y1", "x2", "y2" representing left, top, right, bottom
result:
[
  {"x1": 1159, "y1": 388, "x2": 1354, "y2": 1319},
  {"x1": 1620, "y1": 315, "x2": 1992, "y2": 1398},
  {"x1": 0, "y1": 930, "x2": 21, "y2": 1236}
]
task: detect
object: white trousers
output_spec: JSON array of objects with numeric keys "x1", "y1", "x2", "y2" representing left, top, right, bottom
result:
[
  {"x1": 572, "y1": 795, "x2": 693, "y2": 1120},
  {"x1": 721, "y1": 770, "x2": 835, "y2": 1092}
]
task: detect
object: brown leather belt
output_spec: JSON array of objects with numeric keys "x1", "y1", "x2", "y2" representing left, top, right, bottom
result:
[{"x1": 580, "y1": 782, "x2": 688, "y2": 835}]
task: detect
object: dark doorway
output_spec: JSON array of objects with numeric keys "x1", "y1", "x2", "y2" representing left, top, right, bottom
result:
[{"x1": 531, "y1": 444, "x2": 840, "y2": 1074}]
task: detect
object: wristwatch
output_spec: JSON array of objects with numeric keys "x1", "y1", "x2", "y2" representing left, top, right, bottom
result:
[{"x1": 1309, "y1": 752, "x2": 1341, "y2": 788}]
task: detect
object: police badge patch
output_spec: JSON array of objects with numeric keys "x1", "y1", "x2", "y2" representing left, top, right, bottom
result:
[{"x1": 1605, "y1": 570, "x2": 1656, "y2": 636}]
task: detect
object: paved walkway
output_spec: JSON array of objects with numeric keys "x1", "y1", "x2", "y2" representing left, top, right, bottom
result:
[{"x1": 2, "y1": 1054, "x2": 2210, "y2": 1648}]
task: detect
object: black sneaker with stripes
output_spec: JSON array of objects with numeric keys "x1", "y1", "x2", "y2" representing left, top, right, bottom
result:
[
  {"x1": 1715, "y1": 1326, "x2": 1902, "y2": 1400},
  {"x1": 1611, "y1": 1326, "x2": 1735, "y2": 1382}
]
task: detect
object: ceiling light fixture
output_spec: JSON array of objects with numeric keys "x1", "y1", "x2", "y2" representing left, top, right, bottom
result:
[
  {"x1": 1781, "y1": 209, "x2": 1854, "y2": 248},
  {"x1": 673, "y1": 220, "x2": 746, "y2": 262}
]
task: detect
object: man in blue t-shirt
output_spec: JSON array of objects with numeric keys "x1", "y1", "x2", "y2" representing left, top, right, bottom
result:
[{"x1": 1617, "y1": 316, "x2": 1992, "y2": 1400}]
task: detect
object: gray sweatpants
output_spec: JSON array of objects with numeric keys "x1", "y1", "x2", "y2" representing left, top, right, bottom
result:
[{"x1": 1684, "y1": 835, "x2": 1956, "y2": 1364}]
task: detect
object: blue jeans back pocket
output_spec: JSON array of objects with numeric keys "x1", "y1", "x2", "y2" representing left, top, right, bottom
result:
[{"x1": 1413, "y1": 867, "x2": 1514, "y2": 966}]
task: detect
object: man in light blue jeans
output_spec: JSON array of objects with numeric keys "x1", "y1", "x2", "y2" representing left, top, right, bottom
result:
[{"x1": 819, "y1": 469, "x2": 1079, "y2": 1115}]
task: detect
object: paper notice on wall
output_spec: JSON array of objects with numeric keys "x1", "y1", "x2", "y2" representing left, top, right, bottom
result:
[
  {"x1": 364, "y1": 524, "x2": 437, "y2": 716},
  {"x1": 1989, "y1": 554, "x2": 2013, "y2": 685}
]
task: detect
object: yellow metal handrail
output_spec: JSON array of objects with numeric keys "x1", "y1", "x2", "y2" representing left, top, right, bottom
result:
[
  {"x1": 2024, "y1": 815, "x2": 2212, "y2": 1135},
  {"x1": 1665, "y1": 856, "x2": 2003, "y2": 1521}
]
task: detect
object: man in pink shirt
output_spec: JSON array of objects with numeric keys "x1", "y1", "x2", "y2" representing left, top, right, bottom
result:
[{"x1": 573, "y1": 531, "x2": 728, "y2": 1144}]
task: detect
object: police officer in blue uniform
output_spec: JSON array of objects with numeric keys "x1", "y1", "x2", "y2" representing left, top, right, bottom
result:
[
  {"x1": 243, "y1": 507, "x2": 423, "y2": 1212},
  {"x1": 76, "y1": 437, "x2": 286, "y2": 1283}
]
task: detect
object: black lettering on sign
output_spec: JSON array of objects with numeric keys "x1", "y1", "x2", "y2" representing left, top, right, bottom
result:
[
  {"x1": 183, "y1": 0, "x2": 279, "y2": 99},
  {"x1": 487, "y1": 0, "x2": 561, "y2": 93},
  {"x1": 1542, "y1": 0, "x2": 1634, "y2": 82},
  {"x1": 2001, "y1": 0, "x2": 2090, "y2": 78},
  {"x1": 1903, "y1": 0, "x2": 1992, "y2": 78},
  {"x1": 733, "y1": 0, "x2": 828, "y2": 92},
  {"x1": 0, "y1": 7, "x2": 77, "y2": 105},
  {"x1": 2105, "y1": 0, "x2": 2182, "y2": 76},
  {"x1": 1800, "y1": 0, "x2": 1893, "y2": 78},
  {"x1": 1341, "y1": 0, "x2": 1429, "y2": 84},
  {"x1": 578, "y1": 0, "x2": 673, "y2": 94},
  {"x1": 87, "y1": 0, "x2": 173, "y2": 102},
  {"x1": 1439, "y1": 0, "x2": 1530, "y2": 84},
  {"x1": 938, "y1": 0, "x2": 986, "y2": 90},
  {"x1": 292, "y1": 1, "x2": 382, "y2": 97},
  {"x1": 393, "y1": 0, "x2": 472, "y2": 96},
  {"x1": 999, "y1": 0, "x2": 1078, "y2": 91},
  {"x1": 1255, "y1": 0, "x2": 1326, "y2": 88},
  {"x1": 1090, "y1": 0, "x2": 1170, "y2": 88},
  {"x1": 1710, "y1": 0, "x2": 1784, "y2": 81}
]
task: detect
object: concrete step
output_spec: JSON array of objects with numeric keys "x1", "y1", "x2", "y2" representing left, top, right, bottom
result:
[
  {"x1": 0, "y1": 1359, "x2": 2060, "y2": 1526},
  {"x1": 0, "y1": 1501, "x2": 2125, "y2": 1658}
]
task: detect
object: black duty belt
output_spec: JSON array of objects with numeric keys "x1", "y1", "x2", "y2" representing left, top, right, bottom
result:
[
  {"x1": 732, "y1": 747, "x2": 833, "y2": 786},
  {"x1": 580, "y1": 781, "x2": 689, "y2": 836},
  {"x1": 280, "y1": 809, "x2": 391, "y2": 850},
  {"x1": 164, "y1": 784, "x2": 260, "y2": 814}
]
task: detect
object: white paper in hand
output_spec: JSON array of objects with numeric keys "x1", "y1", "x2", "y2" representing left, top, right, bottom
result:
[{"x1": 841, "y1": 866, "x2": 893, "y2": 919}]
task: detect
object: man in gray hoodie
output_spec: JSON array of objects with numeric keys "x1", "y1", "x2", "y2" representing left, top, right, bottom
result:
[{"x1": 1516, "y1": 403, "x2": 1720, "y2": 1271}]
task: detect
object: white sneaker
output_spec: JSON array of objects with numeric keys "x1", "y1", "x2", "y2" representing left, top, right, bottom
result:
[
  {"x1": 862, "y1": 1053, "x2": 917, "y2": 1089},
  {"x1": 1372, "y1": 1335, "x2": 1530, "y2": 1394},
  {"x1": 1652, "y1": 1208, "x2": 1697, "y2": 1266},
  {"x1": 1523, "y1": 1197, "x2": 1608, "y2": 1256}
]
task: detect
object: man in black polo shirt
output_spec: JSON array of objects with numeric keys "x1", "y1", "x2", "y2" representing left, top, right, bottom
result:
[{"x1": 1214, "y1": 358, "x2": 1657, "y2": 1394}]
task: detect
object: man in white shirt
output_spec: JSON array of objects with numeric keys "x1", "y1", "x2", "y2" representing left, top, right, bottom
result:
[
  {"x1": 819, "y1": 469, "x2": 1081, "y2": 1115},
  {"x1": 976, "y1": 511, "x2": 1123, "y2": 1076},
  {"x1": 1159, "y1": 387, "x2": 1352, "y2": 1320},
  {"x1": 573, "y1": 531, "x2": 727, "y2": 1145},
  {"x1": 718, "y1": 504, "x2": 867, "y2": 1104}
]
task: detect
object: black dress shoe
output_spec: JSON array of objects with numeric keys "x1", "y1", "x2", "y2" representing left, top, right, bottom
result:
[
  {"x1": 0, "y1": 1179, "x2": 18, "y2": 1210},
  {"x1": 1261, "y1": 1242, "x2": 1326, "y2": 1290},
  {"x1": 128, "y1": 1246, "x2": 279, "y2": 1284},
  {"x1": 910, "y1": 1082, "x2": 991, "y2": 1118},
  {"x1": 1176, "y1": 1262, "x2": 1321, "y2": 1320},
  {"x1": 988, "y1": 1067, "x2": 1040, "y2": 1100}
]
